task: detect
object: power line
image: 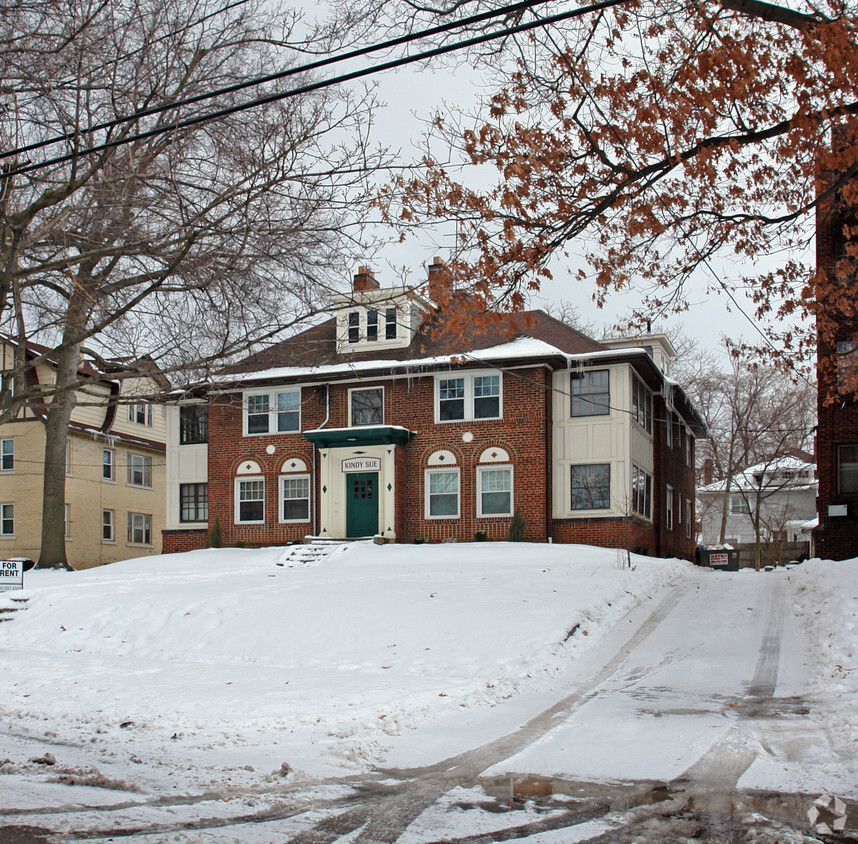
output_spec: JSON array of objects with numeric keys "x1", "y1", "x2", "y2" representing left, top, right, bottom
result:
[
  {"x1": 526, "y1": 7, "x2": 813, "y2": 383},
  {"x1": 0, "y1": 0, "x2": 556, "y2": 164},
  {"x1": 0, "y1": 0, "x2": 632, "y2": 181}
]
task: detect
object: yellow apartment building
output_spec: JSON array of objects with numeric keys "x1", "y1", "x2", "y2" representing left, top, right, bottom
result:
[{"x1": 0, "y1": 339, "x2": 166, "y2": 569}]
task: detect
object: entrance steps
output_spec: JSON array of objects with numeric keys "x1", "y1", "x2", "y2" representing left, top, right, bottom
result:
[
  {"x1": 274, "y1": 538, "x2": 371, "y2": 568},
  {"x1": 0, "y1": 593, "x2": 29, "y2": 622}
]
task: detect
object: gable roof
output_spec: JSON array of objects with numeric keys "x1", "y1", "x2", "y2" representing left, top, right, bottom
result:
[{"x1": 222, "y1": 308, "x2": 608, "y2": 377}]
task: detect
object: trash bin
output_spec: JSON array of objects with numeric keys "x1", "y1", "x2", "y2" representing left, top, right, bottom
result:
[{"x1": 698, "y1": 548, "x2": 740, "y2": 571}]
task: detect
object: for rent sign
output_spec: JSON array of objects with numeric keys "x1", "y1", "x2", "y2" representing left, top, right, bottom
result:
[{"x1": 0, "y1": 559, "x2": 24, "y2": 592}]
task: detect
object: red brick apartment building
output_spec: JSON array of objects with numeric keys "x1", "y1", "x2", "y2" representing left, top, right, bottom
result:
[
  {"x1": 815, "y1": 174, "x2": 858, "y2": 560},
  {"x1": 163, "y1": 262, "x2": 706, "y2": 559}
]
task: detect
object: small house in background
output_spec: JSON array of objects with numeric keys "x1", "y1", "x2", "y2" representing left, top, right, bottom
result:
[
  {"x1": 0, "y1": 338, "x2": 167, "y2": 568},
  {"x1": 696, "y1": 451, "x2": 817, "y2": 553},
  {"x1": 163, "y1": 260, "x2": 706, "y2": 558}
]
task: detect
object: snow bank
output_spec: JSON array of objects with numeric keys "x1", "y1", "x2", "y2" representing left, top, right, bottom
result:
[{"x1": 0, "y1": 543, "x2": 687, "y2": 778}]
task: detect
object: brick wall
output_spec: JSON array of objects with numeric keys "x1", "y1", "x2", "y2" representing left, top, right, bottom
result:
[
  {"x1": 162, "y1": 528, "x2": 209, "y2": 554},
  {"x1": 815, "y1": 182, "x2": 858, "y2": 560},
  {"x1": 653, "y1": 394, "x2": 698, "y2": 561},
  {"x1": 551, "y1": 516, "x2": 655, "y2": 555}
]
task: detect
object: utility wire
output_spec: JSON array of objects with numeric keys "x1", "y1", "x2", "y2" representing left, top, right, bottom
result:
[
  {"x1": 0, "y1": 0, "x2": 557, "y2": 164},
  {"x1": 0, "y1": 0, "x2": 632, "y2": 180},
  {"x1": 526, "y1": 6, "x2": 811, "y2": 382}
]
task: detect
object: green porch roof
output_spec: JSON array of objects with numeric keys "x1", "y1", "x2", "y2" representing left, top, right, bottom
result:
[{"x1": 302, "y1": 425, "x2": 415, "y2": 449}]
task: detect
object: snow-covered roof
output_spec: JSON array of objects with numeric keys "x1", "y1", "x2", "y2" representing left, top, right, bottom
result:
[{"x1": 698, "y1": 455, "x2": 817, "y2": 495}]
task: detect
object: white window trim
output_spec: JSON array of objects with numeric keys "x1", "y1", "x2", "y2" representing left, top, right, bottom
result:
[
  {"x1": 242, "y1": 388, "x2": 301, "y2": 437},
  {"x1": 103, "y1": 509, "x2": 115, "y2": 542},
  {"x1": 476, "y1": 464, "x2": 514, "y2": 518},
  {"x1": 234, "y1": 476, "x2": 265, "y2": 525},
  {"x1": 128, "y1": 403, "x2": 153, "y2": 426},
  {"x1": 278, "y1": 474, "x2": 312, "y2": 524},
  {"x1": 0, "y1": 438, "x2": 13, "y2": 472},
  {"x1": 64, "y1": 503, "x2": 70, "y2": 539},
  {"x1": 348, "y1": 386, "x2": 385, "y2": 427},
  {"x1": 127, "y1": 511, "x2": 152, "y2": 545},
  {"x1": 665, "y1": 485, "x2": 674, "y2": 530},
  {"x1": 103, "y1": 448, "x2": 115, "y2": 482},
  {"x1": 424, "y1": 467, "x2": 460, "y2": 519},
  {"x1": 434, "y1": 370, "x2": 503, "y2": 423},
  {"x1": 0, "y1": 502, "x2": 13, "y2": 536},
  {"x1": 127, "y1": 453, "x2": 152, "y2": 488}
]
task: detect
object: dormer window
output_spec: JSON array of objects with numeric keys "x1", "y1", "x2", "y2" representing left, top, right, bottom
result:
[
  {"x1": 385, "y1": 308, "x2": 397, "y2": 339},
  {"x1": 348, "y1": 311, "x2": 360, "y2": 344},
  {"x1": 367, "y1": 309, "x2": 379, "y2": 341}
]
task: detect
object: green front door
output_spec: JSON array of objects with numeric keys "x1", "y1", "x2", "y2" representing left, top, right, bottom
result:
[{"x1": 346, "y1": 472, "x2": 379, "y2": 538}]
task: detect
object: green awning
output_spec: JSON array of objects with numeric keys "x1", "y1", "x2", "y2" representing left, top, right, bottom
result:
[{"x1": 303, "y1": 425, "x2": 415, "y2": 449}]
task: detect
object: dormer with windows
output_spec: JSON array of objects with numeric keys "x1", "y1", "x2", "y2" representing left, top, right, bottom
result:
[
  {"x1": 603, "y1": 333, "x2": 677, "y2": 378},
  {"x1": 331, "y1": 266, "x2": 433, "y2": 354}
]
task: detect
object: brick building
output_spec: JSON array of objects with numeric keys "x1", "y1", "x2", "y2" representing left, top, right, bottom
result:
[
  {"x1": 163, "y1": 262, "x2": 706, "y2": 559},
  {"x1": 815, "y1": 172, "x2": 858, "y2": 560}
]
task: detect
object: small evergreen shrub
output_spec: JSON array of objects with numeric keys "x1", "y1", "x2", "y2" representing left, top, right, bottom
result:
[
  {"x1": 209, "y1": 516, "x2": 223, "y2": 548},
  {"x1": 508, "y1": 507, "x2": 526, "y2": 542},
  {"x1": 474, "y1": 530, "x2": 488, "y2": 542}
]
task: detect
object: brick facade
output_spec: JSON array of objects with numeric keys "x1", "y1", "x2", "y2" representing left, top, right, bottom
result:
[
  {"x1": 163, "y1": 292, "x2": 704, "y2": 560},
  {"x1": 162, "y1": 528, "x2": 208, "y2": 554},
  {"x1": 815, "y1": 178, "x2": 858, "y2": 560}
]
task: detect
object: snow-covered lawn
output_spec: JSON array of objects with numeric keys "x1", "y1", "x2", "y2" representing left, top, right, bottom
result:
[
  {"x1": 0, "y1": 543, "x2": 684, "y2": 786},
  {"x1": 2, "y1": 543, "x2": 857, "y2": 823}
]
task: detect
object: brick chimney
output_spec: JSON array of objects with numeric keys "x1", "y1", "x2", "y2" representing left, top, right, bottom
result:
[
  {"x1": 353, "y1": 265, "x2": 379, "y2": 292},
  {"x1": 427, "y1": 256, "x2": 451, "y2": 302},
  {"x1": 703, "y1": 458, "x2": 714, "y2": 486}
]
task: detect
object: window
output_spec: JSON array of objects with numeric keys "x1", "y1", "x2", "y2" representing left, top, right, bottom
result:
[
  {"x1": 837, "y1": 339, "x2": 858, "y2": 392},
  {"x1": 839, "y1": 445, "x2": 858, "y2": 494},
  {"x1": 128, "y1": 403, "x2": 152, "y2": 426},
  {"x1": 632, "y1": 465, "x2": 652, "y2": 519},
  {"x1": 425, "y1": 468, "x2": 460, "y2": 518},
  {"x1": 64, "y1": 504, "x2": 70, "y2": 538},
  {"x1": 685, "y1": 430, "x2": 693, "y2": 466},
  {"x1": 685, "y1": 499, "x2": 692, "y2": 538},
  {"x1": 473, "y1": 375, "x2": 500, "y2": 419},
  {"x1": 730, "y1": 494, "x2": 750, "y2": 514},
  {"x1": 127, "y1": 512, "x2": 152, "y2": 544},
  {"x1": 665, "y1": 485, "x2": 674, "y2": 530},
  {"x1": 477, "y1": 466, "x2": 513, "y2": 517},
  {"x1": 180, "y1": 483, "x2": 208, "y2": 523},
  {"x1": 0, "y1": 503, "x2": 13, "y2": 536},
  {"x1": 367, "y1": 309, "x2": 379, "y2": 341},
  {"x1": 665, "y1": 412, "x2": 673, "y2": 449},
  {"x1": 244, "y1": 390, "x2": 301, "y2": 435},
  {"x1": 436, "y1": 372, "x2": 503, "y2": 422},
  {"x1": 65, "y1": 440, "x2": 72, "y2": 476},
  {"x1": 279, "y1": 475, "x2": 310, "y2": 522},
  {"x1": 570, "y1": 370, "x2": 610, "y2": 416},
  {"x1": 127, "y1": 453, "x2": 152, "y2": 487},
  {"x1": 0, "y1": 438, "x2": 12, "y2": 471},
  {"x1": 236, "y1": 478, "x2": 265, "y2": 523},
  {"x1": 570, "y1": 464, "x2": 611, "y2": 510},
  {"x1": 438, "y1": 378, "x2": 465, "y2": 421},
  {"x1": 103, "y1": 448, "x2": 114, "y2": 480},
  {"x1": 385, "y1": 307, "x2": 397, "y2": 339},
  {"x1": 632, "y1": 375, "x2": 652, "y2": 433},
  {"x1": 103, "y1": 509, "x2": 114, "y2": 541},
  {"x1": 350, "y1": 387, "x2": 383, "y2": 426},
  {"x1": 348, "y1": 310, "x2": 360, "y2": 343},
  {"x1": 180, "y1": 404, "x2": 208, "y2": 444}
]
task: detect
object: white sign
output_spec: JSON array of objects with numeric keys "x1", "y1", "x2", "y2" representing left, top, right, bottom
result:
[
  {"x1": 0, "y1": 559, "x2": 24, "y2": 592},
  {"x1": 342, "y1": 458, "x2": 381, "y2": 473},
  {"x1": 709, "y1": 553, "x2": 729, "y2": 567}
]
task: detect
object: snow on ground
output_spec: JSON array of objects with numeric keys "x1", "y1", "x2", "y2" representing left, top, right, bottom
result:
[
  {"x1": 790, "y1": 558, "x2": 858, "y2": 759},
  {"x1": 0, "y1": 543, "x2": 686, "y2": 789}
]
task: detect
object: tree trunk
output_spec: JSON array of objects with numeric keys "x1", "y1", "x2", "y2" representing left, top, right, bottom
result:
[{"x1": 36, "y1": 323, "x2": 84, "y2": 570}]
